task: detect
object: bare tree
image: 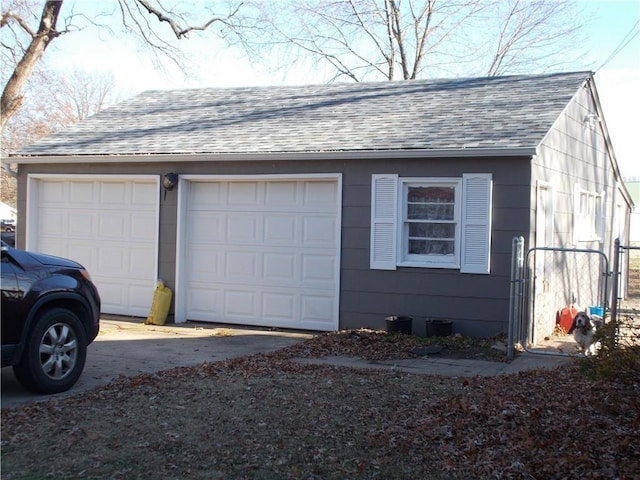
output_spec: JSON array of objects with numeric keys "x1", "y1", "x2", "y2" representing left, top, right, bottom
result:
[
  {"x1": 1, "y1": 68, "x2": 116, "y2": 205},
  {"x1": 242, "y1": 0, "x2": 584, "y2": 83},
  {"x1": 481, "y1": 0, "x2": 584, "y2": 76},
  {"x1": 1, "y1": 68, "x2": 117, "y2": 153},
  {"x1": 1, "y1": 1, "x2": 63, "y2": 130},
  {"x1": 49, "y1": 70, "x2": 117, "y2": 124},
  {"x1": 0, "y1": 0, "x2": 245, "y2": 131}
]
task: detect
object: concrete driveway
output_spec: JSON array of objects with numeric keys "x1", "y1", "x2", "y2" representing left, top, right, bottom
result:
[{"x1": 1, "y1": 317, "x2": 313, "y2": 409}]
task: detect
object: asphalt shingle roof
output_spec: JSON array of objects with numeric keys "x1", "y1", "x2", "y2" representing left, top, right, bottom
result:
[{"x1": 15, "y1": 71, "x2": 591, "y2": 157}]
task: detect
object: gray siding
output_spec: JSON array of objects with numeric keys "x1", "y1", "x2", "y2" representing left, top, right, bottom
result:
[
  {"x1": 533, "y1": 82, "x2": 622, "y2": 255},
  {"x1": 17, "y1": 155, "x2": 532, "y2": 337},
  {"x1": 530, "y1": 81, "x2": 630, "y2": 339}
]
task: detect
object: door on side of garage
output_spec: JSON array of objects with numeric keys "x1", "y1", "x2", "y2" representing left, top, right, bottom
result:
[
  {"x1": 176, "y1": 174, "x2": 342, "y2": 331},
  {"x1": 26, "y1": 175, "x2": 160, "y2": 317}
]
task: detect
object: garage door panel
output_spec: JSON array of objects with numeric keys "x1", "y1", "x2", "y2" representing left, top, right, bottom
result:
[
  {"x1": 32, "y1": 178, "x2": 158, "y2": 317},
  {"x1": 129, "y1": 248, "x2": 156, "y2": 275},
  {"x1": 225, "y1": 251, "x2": 258, "y2": 278},
  {"x1": 226, "y1": 215, "x2": 258, "y2": 242},
  {"x1": 189, "y1": 212, "x2": 223, "y2": 242},
  {"x1": 100, "y1": 182, "x2": 128, "y2": 204},
  {"x1": 128, "y1": 284, "x2": 154, "y2": 312},
  {"x1": 69, "y1": 182, "x2": 95, "y2": 202},
  {"x1": 264, "y1": 215, "x2": 297, "y2": 243},
  {"x1": 263, "y1": 253, "x2": 296, "y2": 280},
  {"x1": 188, "y1": 247, "x2": 220, "y2": 282},
  {"x1": 302, "y1": 255, "x2": 336, "y2": 284},
  {"x1": 69, "y1": 213, "x2": 95, "y2": 236},
  {"x1": 228, "y1": 182, "x2": 259, "y2": 204},
  {"x1": 188, "y1": 287, "x2": 220, "y2": 316},
  {"x1": 262, "y1": 293, "x2": 296, "y2": 319},
  {"x1": 98, "y1": 214, "x2": 127, "y2": 237},
  {"x1": 304, "y1": 181, "x2": 337, "y2": 206},
  {"x1": 265, "y1": 181, "x2": 297, "y2": 205},
  {"x1": 39, "y1": 212, "x2": 66, "y2": 235},
  {"x1": 99, "y1": 282, "x2": 125, "y2": 311},
  {"x1": 99, "y1": 281, "x2": 151, "y2": 317},
  {"x1": 132, "y1": 182, "x2": 158, "y2": 205},
  {"x1": 183, "y1": 177, "x2": 339, "y2": 331},
  {"x1": 225, "y1": 290, "x2": 257, "y2": 316},
  {"x1": 189, "y1": 182, "x2": 223, "y2": 206},
  {"x1": 131, "y1": 214, "x2": 157, "y2": 241},
  {"x1": 40, "y1": 181, "x2": 66, "y2": 202},
  {"x1": 97, "y1": 246, "x2": 126, "y2": 272},
  {"x1": 301, "y1": 295, "x2": 335, "y2": 325},
  {"x1": 302, "y1": 216, "x2": 337, "y2": 244}
]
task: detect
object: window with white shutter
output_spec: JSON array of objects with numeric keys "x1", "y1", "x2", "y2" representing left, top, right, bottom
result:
[{"x1": 370, "y1": 173, "x2": 492, "y2": 274}]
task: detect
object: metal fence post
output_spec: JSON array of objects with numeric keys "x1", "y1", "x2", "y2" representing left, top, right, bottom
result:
[
  {"x1": 611, "y1": 237, "x2": 620, "y2": 325},
  {"x1": 508, "y1": 236, "x2": 524, "y2": 361}
]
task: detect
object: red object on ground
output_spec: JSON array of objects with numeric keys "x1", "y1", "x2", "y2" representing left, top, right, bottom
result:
[{"x1": 557, "y1": 305, "x2": 578, "y2": 332}]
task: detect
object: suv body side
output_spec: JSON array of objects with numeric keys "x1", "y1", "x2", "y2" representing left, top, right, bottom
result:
[{"x1": 1, "y1": 246, "x2": 100, "y2": 368}]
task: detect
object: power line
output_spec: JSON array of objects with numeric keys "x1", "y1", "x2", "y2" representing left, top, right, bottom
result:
[{"x1": 597, "y1": 19, "x2": 640, "y2": 71}]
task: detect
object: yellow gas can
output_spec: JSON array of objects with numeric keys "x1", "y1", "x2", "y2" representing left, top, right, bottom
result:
[{"x1": 145, "y1": 280, "x2": 172, "y2": 325}]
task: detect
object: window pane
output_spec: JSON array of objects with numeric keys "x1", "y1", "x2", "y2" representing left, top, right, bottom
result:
[
  {"x1": 408, "y1": 203, "x2": 454, "y2": 220},
  {"x1": 401, "y1": 181, "x2": 460, "y2": 263},
  {"x1": 408, "y1": 186, "x2": 454, "y2": 203},
  {"x1": 409, "y1": 239, "x2": 455, "y2": 255},
  {"x1": 407, "y1": 186, "x2": 455, "y2": 221},
  {"x1": 409, "y1": 223, "x2": 455, "y2": 239}
]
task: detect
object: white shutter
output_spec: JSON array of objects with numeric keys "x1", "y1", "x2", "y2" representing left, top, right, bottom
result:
[
  {"x1": 461, "y1": 173, "x2": 492, "y2": 274},
  {"x1": 370, "y1": 174, "x2": 398, "y2": 270}
]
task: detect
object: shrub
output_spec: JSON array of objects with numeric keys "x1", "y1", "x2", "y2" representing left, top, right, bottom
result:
[{"x1": 579, "y1": 311, "x2": 640, "y2": 381}]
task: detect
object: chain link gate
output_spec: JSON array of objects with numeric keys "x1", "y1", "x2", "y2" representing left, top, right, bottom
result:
[
  {"x1": 610, "y1": 239, "x2": 640, "y2": 349},
  {"x1": 509, "y1": 237, "x2": 610, "y2": 357},
  {"x1": 611, "y1": 238, "x2": 640, "y2": 318}
]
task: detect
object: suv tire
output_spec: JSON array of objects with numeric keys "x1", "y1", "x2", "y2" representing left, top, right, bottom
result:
[{"x1": 13, "y1": 308, "x2": 88, "y2": 394}]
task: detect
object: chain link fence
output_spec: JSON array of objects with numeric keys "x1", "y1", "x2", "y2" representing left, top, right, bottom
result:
[
  {"x1": 509, "y1": 238, "x2": 609, "y2": 357},
  {"x1": 610, "y1": 240, "x2": 640, "y2": 350},
  {"x1": 612, "y1": 240, "x2": 640, "y2": 316}
]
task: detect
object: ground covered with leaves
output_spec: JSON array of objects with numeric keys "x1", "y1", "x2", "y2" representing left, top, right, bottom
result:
[{"x1": 2, "y1": 329, "x2": 640, "y2": 480}]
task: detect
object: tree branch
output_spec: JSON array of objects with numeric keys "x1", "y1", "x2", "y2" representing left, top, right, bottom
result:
[
  {"x1": 135, "y1": 0, "x2": 243, "y2": 39},
  {"x1": 1, "y1": 11, "x2": 36, "y2": 36},
  {"x1": 1, "y1": 0, "x2": 63, "y2": 131}
]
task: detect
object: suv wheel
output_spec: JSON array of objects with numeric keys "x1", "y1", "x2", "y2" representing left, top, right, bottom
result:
[{"x1": 13, "y1": 308, "x2": 87, "y2": 394}]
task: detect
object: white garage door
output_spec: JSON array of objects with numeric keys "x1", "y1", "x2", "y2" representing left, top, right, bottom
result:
[
  {"x1": 179, "y1": 176, "x2": 341, "y2": 331},
  {"x1": 28, "y1": 176, "x2": 159, "y2": 317}
]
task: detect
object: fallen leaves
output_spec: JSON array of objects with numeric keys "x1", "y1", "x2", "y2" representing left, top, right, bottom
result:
[{"x1": 1, "y1": 330, "x2": 639, "y2": 479}]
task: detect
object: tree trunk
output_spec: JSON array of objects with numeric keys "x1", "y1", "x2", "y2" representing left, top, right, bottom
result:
[{"x1": 1, "y1": 1, "x2": 63, "y2": 132}]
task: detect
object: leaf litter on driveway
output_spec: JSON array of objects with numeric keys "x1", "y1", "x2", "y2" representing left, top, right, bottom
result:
[{"x1": 2, "y1": 329, "x2": 639, "y2": 479}]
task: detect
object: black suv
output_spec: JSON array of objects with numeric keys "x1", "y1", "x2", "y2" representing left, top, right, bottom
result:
[{"x1": 1, "y1": 242, "x2": 101, "y2": 394}]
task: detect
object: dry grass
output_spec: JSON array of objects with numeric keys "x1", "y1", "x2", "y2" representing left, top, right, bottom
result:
[{"x1": 628, "y1": 243, "x2": 640, "y2": 298}]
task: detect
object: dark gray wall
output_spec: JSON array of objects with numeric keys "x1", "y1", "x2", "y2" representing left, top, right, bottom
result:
[{"x1": 17, "y1": 155, "x2": 532, "y2": 336}]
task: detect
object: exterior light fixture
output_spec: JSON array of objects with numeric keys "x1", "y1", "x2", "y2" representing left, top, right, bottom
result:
[
  {"x1": 162, "y1": 173, "x2": 179, "y2": 200},
  {"x1": 162, "y1": 173, "x2": 178, "y2": 191}
]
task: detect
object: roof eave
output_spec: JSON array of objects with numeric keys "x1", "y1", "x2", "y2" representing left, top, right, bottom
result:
[{"x1": 8, "y1": 147, "x2": 537, "y2": 164}]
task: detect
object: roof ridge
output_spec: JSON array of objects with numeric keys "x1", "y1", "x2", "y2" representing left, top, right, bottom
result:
[{"x1": 137, "y1": 70, "x2": 593, "y2": 95}]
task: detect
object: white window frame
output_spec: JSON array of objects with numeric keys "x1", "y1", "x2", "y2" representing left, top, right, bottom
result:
[
  {"x1": 398, "y1": 177, "x2": 462, "y2": 269},
  {"x1": 573, "y1": 184, "x2": 604, "y2": 243},
  {"x1": 370, "y1": 173, "x2": 492, "y2": 274}
]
